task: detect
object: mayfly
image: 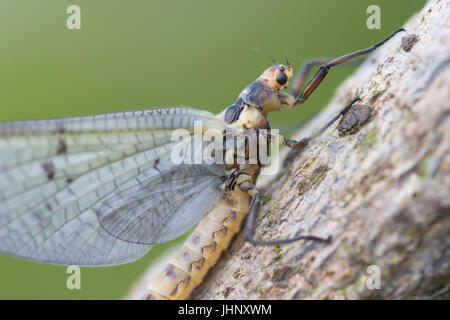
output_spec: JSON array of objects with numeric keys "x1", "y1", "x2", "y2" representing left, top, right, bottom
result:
[{"x1": 0, "y1": 29, "x2": 404, "y2": 299}]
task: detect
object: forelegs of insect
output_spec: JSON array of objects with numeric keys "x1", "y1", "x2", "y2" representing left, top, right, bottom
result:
[
  {"x1": 289, "y1": 58, "x2": 362, "y2": 98},
  {"x1": 292, "y1": 28, "x2": 405, "y2": 106},
  {"x1": 239, "y1": 181, "x2": 331, "y2": 246}
]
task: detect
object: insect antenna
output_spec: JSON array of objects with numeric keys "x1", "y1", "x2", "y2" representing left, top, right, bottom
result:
[
  {"x1": 253, "y1": 47, "x2": 277, "y2": 64},
  {"x1": 284, "y1": 54, "x2": 291, "y2": 67}
]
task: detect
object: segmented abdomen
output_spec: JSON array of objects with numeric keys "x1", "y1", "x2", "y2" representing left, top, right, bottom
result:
[{"x1": 143, "y1": 188, "x2": 250, "y2": 300}]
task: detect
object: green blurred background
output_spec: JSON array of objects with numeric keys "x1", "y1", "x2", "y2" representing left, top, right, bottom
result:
[{"x1": 0, "y1": 0, "x2": 426, "y2": 299}]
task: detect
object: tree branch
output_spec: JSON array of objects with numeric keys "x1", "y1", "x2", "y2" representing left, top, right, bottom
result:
[{"x1": 191, "y1": 0, "x2": 450, "y2": 299}]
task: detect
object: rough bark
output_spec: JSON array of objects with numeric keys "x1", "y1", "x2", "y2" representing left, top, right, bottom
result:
[{"x1": 191, "y1": 0, "x2": 450, "y2": 299}]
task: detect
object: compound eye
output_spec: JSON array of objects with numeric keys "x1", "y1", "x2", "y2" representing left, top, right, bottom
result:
[{"x1": 276, "y1": 72, "x2": 287, "y2": 85}]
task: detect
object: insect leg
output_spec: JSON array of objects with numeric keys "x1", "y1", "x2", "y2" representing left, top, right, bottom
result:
[
  {"x1": 281, "y1": 97, "x2": 362, "y2": 170},
  {"x1": 282, "y1": 97, "x2": 361, "y2": 152},
  {"x1": 290, "y1": 58, "x2": 361, "y2": 98},
  {"x1": 241, "y1": 183, "x2": 331, "y2": 246},
  {"x1": 267, "y1": 97, "x2": 361, "y2": 155},
  {"x1": 293, "y1": 28, "x2": 405, "y2": 106}
]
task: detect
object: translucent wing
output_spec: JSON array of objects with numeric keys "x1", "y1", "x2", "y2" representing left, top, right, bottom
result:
[
  {"x1": 0, "y1": 107, "x2": 227, "y2": 266},
  {"x1": 96, "y1": 163, "x2": 223, "y2": 244}
]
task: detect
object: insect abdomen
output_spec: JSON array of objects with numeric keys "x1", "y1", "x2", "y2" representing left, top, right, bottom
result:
[{"x1": 143, "y1": 189, "x2": 250, "y2": 300}]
